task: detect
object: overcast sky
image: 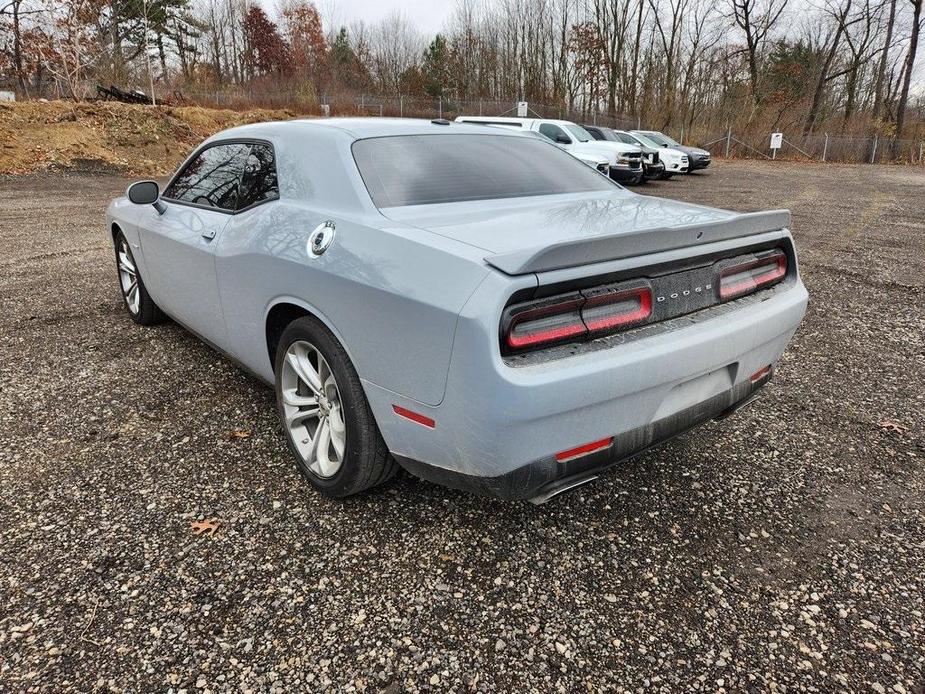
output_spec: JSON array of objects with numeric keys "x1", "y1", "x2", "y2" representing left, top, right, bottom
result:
[{"x1": 315, "y1": 0, "x2": 453, "y2": 35}]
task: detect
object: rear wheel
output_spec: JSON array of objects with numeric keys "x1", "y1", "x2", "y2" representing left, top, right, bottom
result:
[
  {"x1": 114, "y1": 231, "x2": 164, "y2": 325},
  {"x1": 275, "y1": 316, "x2": 396, "y2": 497}
]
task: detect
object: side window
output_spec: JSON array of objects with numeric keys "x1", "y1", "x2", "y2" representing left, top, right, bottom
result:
[
  {"x1": 163, "y1": 143, "x2": 250, "y2": 211},
  {"x1": 539, "y1": 123, "x2": 569, "y2": 143},
  {"x1": 237, "y1": 143, "x2": 279, "y2": 210}
]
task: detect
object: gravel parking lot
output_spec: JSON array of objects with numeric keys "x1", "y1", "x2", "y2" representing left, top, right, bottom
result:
[{"x1": 1, "y1": 161, "x2": 923, "y2": 693}]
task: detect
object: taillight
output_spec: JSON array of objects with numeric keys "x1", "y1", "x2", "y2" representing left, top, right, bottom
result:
[
  {"x1": 506, "y1": 293, "x2": 585, "y2": 350},
  {"x1": 718, "y1": 250, "x2": 787, "y2": 300},
  {"x1": 582, "y1": 284, "x2": 651, "y2": 332},
  {"x1": 502, "y1": 281, "x2": 652, "y2": 353}
]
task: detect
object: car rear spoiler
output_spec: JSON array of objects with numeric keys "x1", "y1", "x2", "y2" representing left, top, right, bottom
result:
[{"x1": 484, "y1": 209, "x2": 791, "y2": 275}]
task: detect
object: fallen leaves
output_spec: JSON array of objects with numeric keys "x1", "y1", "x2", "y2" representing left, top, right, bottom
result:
[
  {"x1": 190, "y1": 518, "x2": 220, "y2": 536},
  {"x1": 877, "y1": 420, "x2": 909, "y2": 435},
  {"x1": 228, "y1": 429, "x2": 251, "y2": 439}
]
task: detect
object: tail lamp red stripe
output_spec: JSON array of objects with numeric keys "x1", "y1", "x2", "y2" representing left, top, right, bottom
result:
[
  {"x1": 392, "y1": 405, "x2": 435, "y2": 428},
  {"x1": 555, "y1": 436, "x2": 613, "y2": 463},
  {"x1": 719, "y1": 251, "x2": 787, "y2": 300},
  {"x1": 505, "y1": 286, "x2": 652, "y2": 351},
  {"x1": 583, "y1": 287, "x2": 652, "y2": 331},
  {"x1": 506, "y1": 296, "x2": 586, "y2": 349}
]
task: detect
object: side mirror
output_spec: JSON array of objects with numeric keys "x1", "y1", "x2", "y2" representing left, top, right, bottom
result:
[
  {"x1": 127, "y1": 180, "x2": 166, "y2": 215},
  {"x1": 555, "y1": 134, "x2": 572, "y2": 145}
]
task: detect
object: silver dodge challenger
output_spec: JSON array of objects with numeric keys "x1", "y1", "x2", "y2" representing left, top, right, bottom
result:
[{"x1": 107, "y1": 118, "x2": 808, "y2": 502}]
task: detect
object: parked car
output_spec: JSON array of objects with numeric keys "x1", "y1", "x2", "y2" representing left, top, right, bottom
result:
[
  {"x1": 617, "y1": 130, "x2": 689, "y2": 177},
  {"x1": 108, "y1": 118, "x2": 807, "y2": 502},
  {"x1": 583, "y1": 124, "x2": 666, "y2": 181},
  {"x1": 456, "y1": 116, "x2": 644, "y2": 185},
  {"x1": 514, "y1": 128, "x2": 611, "y2": 176},
  {"x1": 633, "y1": 130, "x2": 711, "y2": 171}
]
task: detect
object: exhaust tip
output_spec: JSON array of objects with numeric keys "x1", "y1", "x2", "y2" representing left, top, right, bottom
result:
[{"x1": 528, "y1": 475, "x2": 600, "y2": 505}]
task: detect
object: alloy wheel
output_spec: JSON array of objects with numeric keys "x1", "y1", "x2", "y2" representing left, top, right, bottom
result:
[
  {"x1": 280, "y1": 340, "x2": 347, "y2": 478},
  {"x1": 117, "y1": 238, "x2": 140, "y2": 314}
]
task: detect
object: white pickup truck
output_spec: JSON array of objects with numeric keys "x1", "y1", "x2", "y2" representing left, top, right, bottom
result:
[{"x1": 456, "y1": 116, "x2": 645, "y2": 185}]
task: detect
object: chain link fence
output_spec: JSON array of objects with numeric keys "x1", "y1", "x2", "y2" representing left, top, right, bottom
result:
[
  {"x1": 693, "y1": 130, "x2": 925, "y2": 165},
  {"x1": 125, "y1": 87, "x2": 925, "y2": 165}
]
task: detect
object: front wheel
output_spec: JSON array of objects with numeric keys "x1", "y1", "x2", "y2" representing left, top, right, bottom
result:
[
  {"x1": 114, "y1": 231, "x2": 164, "y2": 325},
  {"x1": 275, "y1": 316, "x2": 397, "y2": 497}
]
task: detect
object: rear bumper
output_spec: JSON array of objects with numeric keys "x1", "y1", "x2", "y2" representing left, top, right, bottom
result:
[
  {"x1": 397, "y1": 371, "x2": 769, "y2": 501},
  {"x1": 366, "y1": 276, "x2": 808, "y2": 500}
]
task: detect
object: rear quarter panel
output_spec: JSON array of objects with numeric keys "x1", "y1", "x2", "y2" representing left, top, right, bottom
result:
[{"x1": 216, "y1": 200, "x2": 492, "y2": 406}]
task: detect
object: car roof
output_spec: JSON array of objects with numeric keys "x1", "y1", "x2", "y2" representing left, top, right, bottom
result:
[
  {"x1": 455, "y1": 116, "x2": 581, "y2": 128},
  {"x1": 209, "y1": 117, "x2": 521, "y2": 142}
]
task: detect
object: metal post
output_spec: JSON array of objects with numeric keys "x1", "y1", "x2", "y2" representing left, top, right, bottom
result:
[
  {"x1": 399, "y1": 95, "x2": 403, "y2": 118},
  {"x1": 870, "y1": 134, "x2": 878, "y2": 164},
  {"x1": 637, "y1": 115, "x2": 641, "y2": 129},
  {"x1": 360, "y1": 94, "x2": 364, "y2": 113},
  {"x1": 479, "y1": 99, "x2": 482, "y2": 116},
  {"x1": 438, "y1": 97, "x2": 442, "y2": 119},
  {"x1": 822, "y1": 133, "x2": 828, "y2": 162},
  {"x1": 725, "y1": 128, "x2": 732, "y2": 158},
  {"x1": 919, "y1": 142, "x2": 924, "y2": 164},
  {"x1": 379, "y1": 104, "x2": 383, "y2": 117},
  {"x1": 593, "y1": 110, "x2": 597, "y2": 125},
  {"x1": 679, "y1": 126, "x2": 684, "y2": 145}
]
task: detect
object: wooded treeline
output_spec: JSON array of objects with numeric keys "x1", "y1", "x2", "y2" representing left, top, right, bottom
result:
[{"x1": 1, "y1": 0, "x2": 922, "y2": 146}]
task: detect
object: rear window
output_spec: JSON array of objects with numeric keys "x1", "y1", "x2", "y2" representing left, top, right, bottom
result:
[{"x1": 352, "y1": 134, "x2": 615, "y2": 208}]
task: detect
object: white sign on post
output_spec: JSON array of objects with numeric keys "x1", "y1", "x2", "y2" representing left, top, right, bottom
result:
[
  {"x1": 770, "y1": 132, "x2": 783, "y2": 159},
  {"x1": 517, "y1": 101, "x2": 528, "y2": 118}
]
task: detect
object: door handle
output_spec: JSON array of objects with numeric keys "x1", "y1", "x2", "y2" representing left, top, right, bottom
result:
[{"x1": 201, "y1": 229, "x2": 216, "y2": 241}]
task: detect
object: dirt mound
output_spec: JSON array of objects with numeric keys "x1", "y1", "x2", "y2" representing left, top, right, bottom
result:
[{"x1": 0, "y1": 100, "x2": 299, "y2": 176}]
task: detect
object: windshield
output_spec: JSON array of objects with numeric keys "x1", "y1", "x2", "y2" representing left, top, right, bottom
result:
[
  {"x1": 630, "y1": 133, "x2": 662, "y2": 149},
  {"x1": 610, "y1": 131, "x2": 639, "y2": 145},
  {"x1": 564, "y1": 124, "x2": 594, "y2": 142},
  {"x1": 352, "y1": 134, "x2": 615, "y2": 207},
  {"x1": 645, "y1": 132, "x2": 680, "y2": 147}
]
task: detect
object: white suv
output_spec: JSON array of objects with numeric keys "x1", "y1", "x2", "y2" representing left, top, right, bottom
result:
[
  {"x1": 625, "y1": 131, "x2": 689, "y2": 175},
  {"x1": 456, "y1": 116, "x2": 644, "y2": 185}
]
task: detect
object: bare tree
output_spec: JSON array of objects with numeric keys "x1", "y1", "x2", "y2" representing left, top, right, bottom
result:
[
  {"x1": 728, "y1": 0, "x2": 789, "y2": 100},
  {"x1": 892, "y1": 0, "x2": 922, "y2": 154}
]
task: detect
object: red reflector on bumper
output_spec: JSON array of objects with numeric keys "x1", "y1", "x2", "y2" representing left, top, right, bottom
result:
[
  {"x1": 749, "y1": 365, "x2": 772, "y2": 383},
  {"x1": 555, "y1": 437, "x2": 613, "y2": 463},
  {"x1": 392, "y1": 405, "x2": 435, "y2": 428}
]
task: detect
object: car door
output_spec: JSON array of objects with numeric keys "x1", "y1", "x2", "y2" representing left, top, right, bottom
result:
[{"x1": 139, "y1": 142, "x2": 251, "y2": 349}]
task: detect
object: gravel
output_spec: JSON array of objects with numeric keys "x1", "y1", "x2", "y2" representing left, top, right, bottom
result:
[{"x1": 1, "y1": 161, "x2": 923, "y2": 692}]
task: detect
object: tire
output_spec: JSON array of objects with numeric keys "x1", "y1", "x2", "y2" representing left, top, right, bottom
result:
[
  {"x1": 274, "y1": 316, "x2": 397, "y2": 497},
  {"x1": 114, "y1": 230, "x2": 165, "y2": 325}
]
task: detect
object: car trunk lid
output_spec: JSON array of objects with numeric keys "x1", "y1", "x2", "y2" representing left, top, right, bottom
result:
[{"x1": 381, "y1": 191, "x2": 790, "y2": 275}]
